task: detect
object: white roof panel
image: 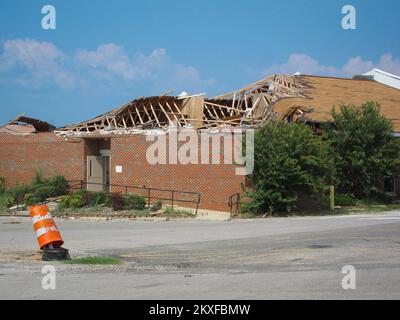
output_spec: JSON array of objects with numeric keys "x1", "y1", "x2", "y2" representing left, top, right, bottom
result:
[{"x1": 361, "y1": 68, "x2": 400, "y2": 89}]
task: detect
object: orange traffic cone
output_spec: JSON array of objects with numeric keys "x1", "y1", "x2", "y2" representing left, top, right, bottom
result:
[{"x1": 29, "y1": 205, "x2": 64, "y2": 249}]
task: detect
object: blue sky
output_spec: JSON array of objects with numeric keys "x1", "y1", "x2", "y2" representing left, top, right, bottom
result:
[{"x1": 0, "y1": 0, "x2": 399, "y2": 126}]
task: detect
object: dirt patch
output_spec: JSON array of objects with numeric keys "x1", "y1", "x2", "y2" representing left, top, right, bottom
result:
[{"x1": 0, "y1": 251, "x2": 42, "y2": 262}]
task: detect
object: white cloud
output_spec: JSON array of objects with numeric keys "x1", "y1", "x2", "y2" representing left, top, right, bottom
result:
[
  {"x1": 133, "y1": 48, "x2": 215, "y2": 91},
  {"x1": 74, "y1": 44, "x2": 216, "y2": 91},
  {"x1": 171, "y1": 64, "x2": 216, "y2": 88},
  {"x1": 342, "y1": 56, "x2": 374, "y2": 75},
  {"x1": 133, "y1": 48, "x2": 170, "y2": 79},
  {"x1": 0, "y1": 39, "x2": 215, "y2": 93},
  {"x1": 377, "y1": 53, "x2": 400, "y2": 75},
  {"x1": 75, "y1": 43, "x2": 135, "y2": 80},
  {"x1": 261, "y1": 53, "x2": 400, "y2": 78},
  {"x1": 2, "y1": 38, "x2": 398, "y2": 94},
  {"x1": 342, "y1": 54, "x2": 400, "y2": 76},
  {"x1": 0, "y1": 38, "x2": 76, "y2": 88},
  {"x1": 264, "y1": 53, "x2": 339, "y2": 76}
]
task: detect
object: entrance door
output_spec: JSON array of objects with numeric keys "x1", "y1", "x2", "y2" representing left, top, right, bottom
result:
[
  {"x1": 87, "y1": 155, "x2": 104, "y2": 192},
  {"x1": 103, "y1": 156, "x2": 110, "y2": 193}
]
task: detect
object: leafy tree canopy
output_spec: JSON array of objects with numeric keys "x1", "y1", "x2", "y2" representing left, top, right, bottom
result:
[
  {"x1": 324, "y1": 102, "x2": 400, "y2": 199},
  {"x1": 248, "y1": 121, "x2": 335, "y2": 214}
]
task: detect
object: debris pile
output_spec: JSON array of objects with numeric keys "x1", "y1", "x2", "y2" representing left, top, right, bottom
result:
[{"x1": 55, "y1": 75, "x2": 309, "y2": 136}]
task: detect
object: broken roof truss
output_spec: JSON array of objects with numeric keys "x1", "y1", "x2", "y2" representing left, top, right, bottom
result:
[
  {"x1": 3, "y1": 114, "x2": 55, "y2": 132},
  {"x1": 56, "y1": 75, "x2": 309, "y2": 136}
]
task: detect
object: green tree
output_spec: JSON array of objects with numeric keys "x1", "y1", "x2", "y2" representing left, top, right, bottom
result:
[
  {"x1": 324, "y1": 102, "x2": 400, "y2": 200},
  {"x1": 247, "y1": 121, "x2": 335, "y2": 214}
]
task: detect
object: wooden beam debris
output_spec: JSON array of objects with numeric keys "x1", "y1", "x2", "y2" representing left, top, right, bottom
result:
[{"x1": 55, "y1": 75, "x2": 309, "y2": 135}]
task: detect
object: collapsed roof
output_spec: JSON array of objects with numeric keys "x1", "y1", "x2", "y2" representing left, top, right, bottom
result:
[
  {"x1": 0, "y1": 114, "x2": 55, "y2": 135},
  {"x1": 56, "y1": 75, "x2": 309, "y2": 136},
  {"x1": 52, "y1": 73, "x2": 400, "y2": 136}
]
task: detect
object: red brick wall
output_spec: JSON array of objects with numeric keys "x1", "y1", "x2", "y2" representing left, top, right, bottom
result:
[
  {"x1": 110, "y1": 134, "x2": 245, "y2": 212},
  {"x1": 0, "y1": 132, "x2": 245, "y2": 211},
  {"x1": 0, "y1": 133, "x2": 85, "y2": 188}
]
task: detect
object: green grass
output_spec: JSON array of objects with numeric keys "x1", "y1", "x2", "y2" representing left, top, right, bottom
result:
[
  {"x1": 164, "y1": 207, "x2": 195, "y2": 217},
  {"x1": 124, "y1": 209, "x2": 151, "y2": 216},
  {"x1": 64, "y1": 256, "x2": 122, "y2": 265}
]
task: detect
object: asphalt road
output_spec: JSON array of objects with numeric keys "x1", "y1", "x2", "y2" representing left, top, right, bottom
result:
[{"x1": 0, "y1": 212, "x2": 400, "y2": 300}]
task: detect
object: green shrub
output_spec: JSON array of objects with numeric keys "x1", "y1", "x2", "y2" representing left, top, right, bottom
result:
[
  {"x1": 0, "y1": 177, "x2": 5, "y2": 194},
  {"x1": 49, "y1": 175, "x2": 69, "y2": 195},
  {"x1": 77, "y1": 190, "x2": 108, "y2": 207},
  {"x1": 89, "y1": 191, "x2": 109, "y2": 206},
  {"x1": 109, "y1": 193, "x2": 125, "y2": 211},
  {"x1": 82, "y1": 192, "x2": 94, "y2": 206},
  {"x1": 32, "y1": 170, "x2": 47, "y2": 186},
  {"x1": 62, "y1": 190, "x2": 88, "y2": 208},
  {"x1": 6, "y1": 174, "x2": 69, "y2": 205},
  {"x1": 73, "y1": 189, "x2": 88, "y2": 197},
  {"x1": 6, "y1": 194, "x2": 15, "y2": 208},
  {"x1": 62, "y1": 194, "x2": 85, "y2": 208},
  {"x1": 248, "y1": 121, "x2": 335, "y2": 215},
  {"x1": 334, "y1": 194, "x2": 359, "y2": 207},
  {"x1": 24, "y1": 194, "x2": 42, "y2": 206},
  {"x1": 62, "y1": 195, "x2": 72, "y2": 208},
  {"x1": 8, "y1": 184, "x2": 32, "y2": 203},
  {"x1": 0, "y1": 193, "x2": 15, "y2": 209},
  {"x1": 238, "y1": 195, "x2": 259, "y2": 215},
  {"x1": 33, "y1": 185, "x2": 58, "y2": 201},
  {"x1": 68, "y1": 197, "x2": 85, "y2": 208},
  {"x1": 324, "y1": 102, "x2": 400, "y2": 200},
  {"x1": 61, "y1": 190, "x2": 109, "y2": 209},
  {"x1": 0, "y1": 194, "x2": 7, "y2": 209},
  {"x1": 150, "y1": 200, "x2": 162, "y2": 212},
  {"x1": 368, "y1": 189, "x2": 397, "y2": 204},
  {"x1": 124, "y1": 194, "x2": 146, "y2": 210}
]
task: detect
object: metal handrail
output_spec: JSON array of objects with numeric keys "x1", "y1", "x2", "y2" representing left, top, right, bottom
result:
[
  {"x1": 13, "y1": 180, "x2": 201, "y2": 216},
  {"x1": 68, "y1": 180, "x2": 201, "y2": 216},
  {"x1": 228, "y1": 193, "x2": 241, "y2": 219}
]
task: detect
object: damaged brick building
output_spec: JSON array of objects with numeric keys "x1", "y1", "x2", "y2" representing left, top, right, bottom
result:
[{"x1": 1, "y1": 73, "x2": 400, "y2": 211}]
